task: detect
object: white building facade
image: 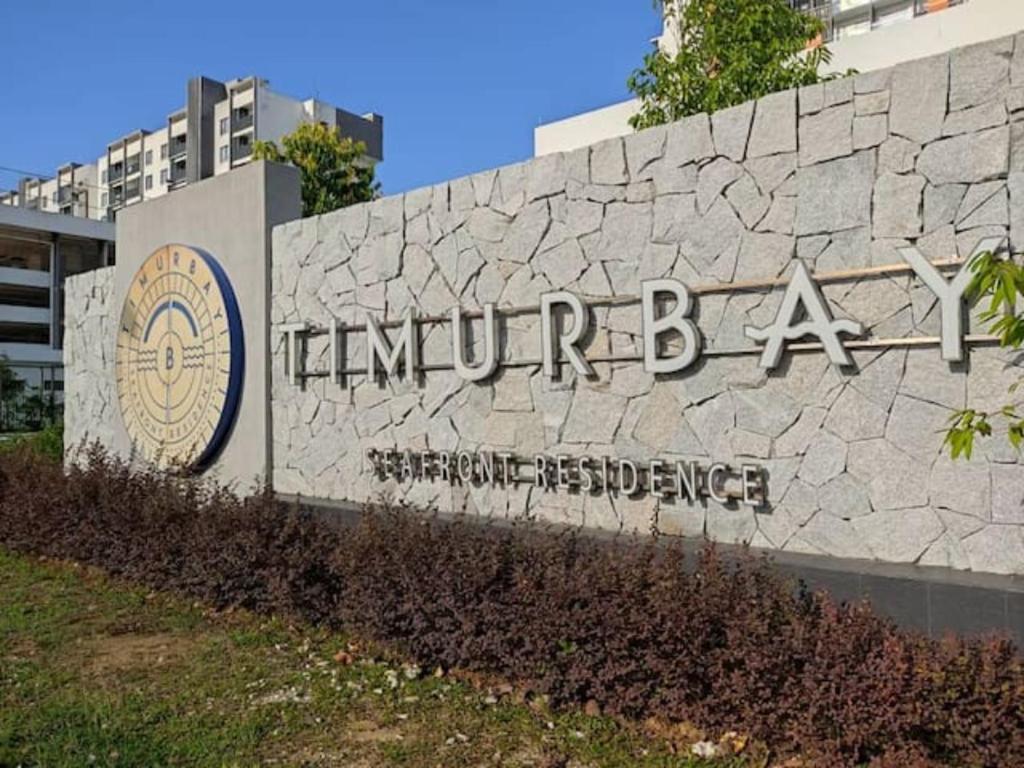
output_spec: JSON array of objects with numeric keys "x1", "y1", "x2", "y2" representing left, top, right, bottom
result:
[
  {"x1": 0, "y1": 76, "x2": 383, "y2": 222},
  {"x1": 0, "y1": 204, "x2": 113, "y2": 426},
  {"x1": 535, "y1": 0, "x2": 1024, "y2": 156}
]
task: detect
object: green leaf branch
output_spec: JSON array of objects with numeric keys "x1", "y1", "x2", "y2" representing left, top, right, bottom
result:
[
  {"x1": 944, "y1": 251, "x2": 1024, "y2": 459},
  {"x1": 628, "y1": 0, "x2": 850, "y2": 129}
]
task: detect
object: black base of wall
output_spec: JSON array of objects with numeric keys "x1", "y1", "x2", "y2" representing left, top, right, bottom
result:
[{"x1": 284, "y1": 494, "x2": 1024, "y2": 647}]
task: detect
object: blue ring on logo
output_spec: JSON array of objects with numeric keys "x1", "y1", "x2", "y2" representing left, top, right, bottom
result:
[{"x1": 189, "y1": 246, "x2": 245, "y2": 470}]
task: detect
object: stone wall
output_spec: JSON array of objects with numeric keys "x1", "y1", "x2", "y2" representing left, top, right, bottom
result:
[
  {"x1": 284, "y1": 35, "x2": 1020, "y2": 575},
  {"x1": 64, "y1": 267, "x2": 117, "y2": 454}
]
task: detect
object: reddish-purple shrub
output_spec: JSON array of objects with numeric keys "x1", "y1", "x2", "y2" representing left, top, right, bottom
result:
[{"x1": 0, "y1": 444, "x2": 1021, "y2": 767}]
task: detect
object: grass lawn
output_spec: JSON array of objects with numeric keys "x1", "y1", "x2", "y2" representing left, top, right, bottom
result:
[{"x1": 0, "y1": 549, "x2": 751, "y2": 768}]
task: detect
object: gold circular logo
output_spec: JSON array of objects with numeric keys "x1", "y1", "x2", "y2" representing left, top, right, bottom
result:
[{"x1": 115, "y1": 244, "x2": 244, "y2": 469}]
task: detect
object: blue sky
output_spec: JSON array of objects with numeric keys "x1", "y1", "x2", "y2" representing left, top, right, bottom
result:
[{"x1": 0, "y1": 1, "x2": 660, "y2": 196}]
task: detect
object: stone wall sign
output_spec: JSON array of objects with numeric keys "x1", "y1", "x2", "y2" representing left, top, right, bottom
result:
[
  {"x1": 268, "y1": 34, "x2": 1024, "y2": 577},
  {"x1": 65, "y1": 35, "x2": 1024, "y2": 578}
]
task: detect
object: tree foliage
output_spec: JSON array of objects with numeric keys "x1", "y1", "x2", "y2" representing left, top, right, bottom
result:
[
  {"x1": 0, "y1": 357, "x2": 26, "y2": 431},
  {"x1": 253, "y1": 122, "x2": 379, "y2": 217},
  {"x1": 945, "y1": 252, "x2": 1024, "y2": 459},
  {"x1": 628, "y1": 0, "x2": 835, "y2": 130}
]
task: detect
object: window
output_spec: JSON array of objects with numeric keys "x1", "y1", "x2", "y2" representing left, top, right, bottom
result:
[
  {"x1": 0, "y1": 234, "x2": 51, "y2": 272},
  {"x1": 160, "y1": 169, "x2": 168, "y2": 185},
  {"x1": 145, "y1": 175, "x2": 153, "y2": 191},
  {"x1": 219, "y1": 117, "x2": 229, "y2": 135},
  {"x1": 219, "y1": 145, "x2": 229, "y2": 163},
  {"x1": 101, "y1": 192, "x2": 108, "y2": 206},
  {"x1": 0, "y1": 283, "x2": 48, "y2": 308},
  {"x1": 0, "y1": 322, "x2": 48, "y2": 345},
  {"x1": 145, "y1": 149, "x2": 153, "y2": 166},
  {"x1": 160, "y1": 144, "x2": 168, "y2": 160},
  {"x1": 101, "y1": 169, "x2": 107, "y2": 183}
]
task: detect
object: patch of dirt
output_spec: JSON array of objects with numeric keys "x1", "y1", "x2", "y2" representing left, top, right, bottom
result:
[
  {"x1": 3, "y1": 637, "x2": 39, "y2": 662},
  {"x1": 270, "y1": 749, "x2": 374, "y2": 767},
  {"x1": 345, "y1": 718, "x2": 405, "y2": 743},
  {"x1": 82, "y1": 632, "x2": 196, "y2": 677}
]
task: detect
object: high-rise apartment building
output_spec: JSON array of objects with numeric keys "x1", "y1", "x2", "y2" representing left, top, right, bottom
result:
[
  {"x1": 0, "y1": 75, "x2": 383, "y2": 222},
  {"x1": 534, "y1": 0, "x2": 1023, "y2": 156}
]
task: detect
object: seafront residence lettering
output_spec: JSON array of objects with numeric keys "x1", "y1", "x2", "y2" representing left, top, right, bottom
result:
[
  {"x1": 365, "y1": 448, "x2": 767, "y2": 509},
  {"x1": 279, "y1": 237, "x2": 1004, "y2": 385}
]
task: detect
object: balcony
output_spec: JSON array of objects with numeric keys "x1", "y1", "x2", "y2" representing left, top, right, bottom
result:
[
  {"x1": 0, "y1": 267, "x2": 49, "y2": 290},
  {"x1": 0, "y1": 342, "x2": 61, "y2": 365},
  {"x1": 57, "y1": 185, "x2": 72, "y2": 205},
  {"x1": 125, "y1": 154, "x2": 141, "y2": 176},
  {"x1": 169, "y1": 135, "x2": 188, "y2": 158},
  {"x1": 797, "y1": 1, "x2": 836, "y2": 41},
  {"x1": 169, "y1": 160, "x2": 187, "y2": 185},
  {"x1": 0, "y1": 305, "x2": 50, "y2": 327},
  {"x1": 125, "y1": 179, "x2": 141, "y2": 200},
  {"x1": 232, "y1": 135, "x2": 253, "y2": 161},
  {"x1": 107, "y1": 164, "x2": 124, "y2": 183},
  {"x1": 232, "y1": 108, "x2": 254, "y2": 132}
]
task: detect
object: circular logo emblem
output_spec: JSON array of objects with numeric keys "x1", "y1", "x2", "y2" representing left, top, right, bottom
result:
[{"x1": 116, "y1": 244, "x2": 244, "y2": 469}]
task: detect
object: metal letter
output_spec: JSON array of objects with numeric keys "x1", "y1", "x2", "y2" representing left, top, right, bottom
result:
[
  {"x1": 578, "y1": 456, "x2": 593, "y2": 492},
  {"x1": 366, "y1": 309, "x2": 420, "y2": 380},
  {"x1": 451, "y1": 303, "x2": 499, "y2": 382},
  {"x1": 541, "y1": 291, "x2": 595, "y2": 379},
  {"x1": 280, "y1": 322, "x2": 309, "y2": 386},
  {"x1": 479, "y1": 451, "x2": 495, "y2": 485},
  {"x1": 365, "y1": 448, "x2": 382, "y2": 478},
  {"x1": 438, "y1": 451, "x2": 451, "y2": 482},
  {"x1": 497, "y1": 452, "x2": 514, "y2": 484},
  {"x1": 328, "y1": 317, "x2": 339, "y2": 384},
  {"x1": 457, "y1": 451, "x2": 475, "y2": 483},
  {"x1": 641, "y1": 279, "x2": 702, "y2": 374},
  {"x1": 556, "y1": 454, "x2": 571, "y2": 489},
  {"x1": 899, "y1": 237, "x2": 1004, "y2": 362},
  {"x1": 618, "y1": 459, "x2": 639, "y2": 496},
  {"x1": 649, "y1": 459, "x2": 666, "y2": 499},
  {"x1": 676, "y1": 461, "x2": 698, "y2": 502},
  {"x1": 707, "y1": 463, "x2": 730, "y2": 504},
  {"x1": 534, "y1": 454, "x2": 550, "y2": 489},
  {"x1": 742, "y1": 465, "x2": 764, "y2": 508},
  {"x1": 745, "y1": 262, "x2": 862, "y2": 368}
]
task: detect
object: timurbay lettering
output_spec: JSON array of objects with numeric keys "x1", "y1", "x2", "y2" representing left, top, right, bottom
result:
[{"x1": 281, "y1": 238, "x2": 1004, "y2": 386}]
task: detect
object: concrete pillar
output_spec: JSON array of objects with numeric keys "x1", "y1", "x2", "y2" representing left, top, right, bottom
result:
[{"x1": 49, "y1": 235, "x2": 64, "y2": 349}]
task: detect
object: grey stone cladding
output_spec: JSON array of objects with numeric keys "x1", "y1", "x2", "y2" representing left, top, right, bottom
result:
[
  {"x1": 270, "y1": 35, "x2": 1024, "y2": 576},
  {"x1": 64, "y1": 267, "x2": 118, "y2": 454}
]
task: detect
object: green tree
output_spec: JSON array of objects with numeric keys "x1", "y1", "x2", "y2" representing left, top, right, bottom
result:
[
  {"x1": 628, "y1": 0, "x2": 836, "y2": 130},
  {"x1": 0, "y1": 357, "x2": 26, "y2": 432},
  {"x1": 253, "y1": 122, "x2": 379, "y2": 217},
  {"x1": 945, "y1": 252, "x2": 1024, "y2": 459}
]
